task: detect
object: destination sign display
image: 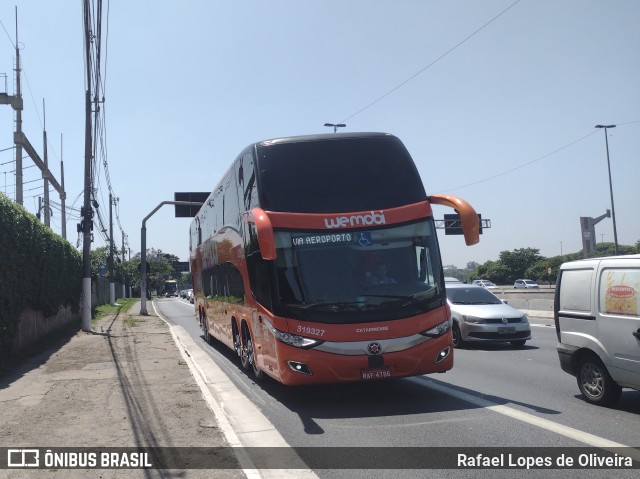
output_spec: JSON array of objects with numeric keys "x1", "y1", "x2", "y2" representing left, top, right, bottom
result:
[{"x1": 291, "y1": 233, "x2": 353, "y2": 247}]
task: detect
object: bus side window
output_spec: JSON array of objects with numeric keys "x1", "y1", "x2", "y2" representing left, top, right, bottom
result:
[
  {"x1": 415, "y1": 246, "x2": 435, "y2": 285},
  {"x1": 227, "y1": 262, "x2": 245, "y2": 304},
  {"x1": 416, "y1": 246, "x2": 427, "y2": 282},
  {"x1": 246, "y1": 251, "x2": 272, "y2": 310}
]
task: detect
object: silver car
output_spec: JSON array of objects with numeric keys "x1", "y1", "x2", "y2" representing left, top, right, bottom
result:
[
  {"x1": 514, "y1": 279, "x2": 539, "y2": 289},
  {"x1": 446, "y1": 284, "x2": 531, "y2": 348},
  {"x1": 472, "y1": 279, "x2": 497, "y2": 289}
]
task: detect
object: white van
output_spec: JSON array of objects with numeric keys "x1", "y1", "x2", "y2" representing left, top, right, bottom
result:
[{"x1": 555, "y1": 254, "x2": 640, "y2": 406}]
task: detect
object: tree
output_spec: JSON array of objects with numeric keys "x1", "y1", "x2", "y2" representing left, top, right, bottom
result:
[
  {"x1": 592, "y1": 242, "x2": 636, "y2": 257},
  {"x1": 466, "y1": 242, "x2": 639, "y2": 286},
  {"x1": 474, "y1": 260, "x2": 510, "y2": 284},
  {"x1": 91, "y1": 246, "x2": 109, "y2": 278},
  {"x1": 466, "y1": 261, "x2": 479, "y2": 271},
  {"x1": 91, "y1": 246, "x2": 124, "y2": 280},
  {"x1": 126, "y1": 249, "x2": 176, "y2": 293},
  {"x1": 498, "y1": 248, "x2": 542, "y2": 283}
]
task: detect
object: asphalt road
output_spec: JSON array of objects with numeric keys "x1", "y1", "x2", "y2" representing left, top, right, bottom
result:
[{"x1": 156, "y1": 297, "x2": 640, "y2": 479}]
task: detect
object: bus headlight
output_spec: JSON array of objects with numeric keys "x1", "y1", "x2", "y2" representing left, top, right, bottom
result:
[
  {"x1": 420, "y1": 319, "x2": 452, "y2": 338},
  {"x1": 269, "y1": 325, "x2": 324, "y2": 349}
]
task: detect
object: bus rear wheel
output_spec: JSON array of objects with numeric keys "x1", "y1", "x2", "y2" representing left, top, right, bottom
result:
[{"x1": 200, "y1": 310, "x2": 212, "y2": 344}]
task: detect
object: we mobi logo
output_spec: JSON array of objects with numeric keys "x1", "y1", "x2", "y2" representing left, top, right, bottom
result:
[{"x1": 324, "y1": 211, "x2": 386, "y2": 229}]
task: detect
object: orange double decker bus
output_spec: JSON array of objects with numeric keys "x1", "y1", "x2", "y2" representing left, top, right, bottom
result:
[{"x1": 189, "y1": 132, "x2": 479, "y2": 385}]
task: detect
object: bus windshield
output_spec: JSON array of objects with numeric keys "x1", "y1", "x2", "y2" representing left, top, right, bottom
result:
[
  {"x1": 272, "y1": 219, "x2": 444, "y2": 324},
  {"x1": 163, "y1": 280, "x2": 178, "y2": 297}
]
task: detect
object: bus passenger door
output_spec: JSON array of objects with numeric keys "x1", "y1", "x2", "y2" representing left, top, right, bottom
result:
[{"x1": 250, "y1": 310, "x2": 279, "y2": 378}]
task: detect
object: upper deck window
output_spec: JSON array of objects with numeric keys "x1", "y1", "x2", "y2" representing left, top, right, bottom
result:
[{"x1": 255, "y1": 135, "x2": 426, "y2": 213}]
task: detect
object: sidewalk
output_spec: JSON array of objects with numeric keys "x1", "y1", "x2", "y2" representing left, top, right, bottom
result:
[{"x1": 0, "y1": 301, "x2": 245, "y2": 479}]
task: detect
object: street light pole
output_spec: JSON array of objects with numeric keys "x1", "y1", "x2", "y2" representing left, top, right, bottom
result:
[
  {"x1": 595, "y1": 124, "x2": 618, "y2": 255},
  {"x1": 324, "y1": 122, "x2": 346, "y2": 133}
]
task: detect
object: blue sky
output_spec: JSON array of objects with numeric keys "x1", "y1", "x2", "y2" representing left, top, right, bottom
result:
[{"x1": 1, "y1": 0, "x2": 639, "y2": 269}]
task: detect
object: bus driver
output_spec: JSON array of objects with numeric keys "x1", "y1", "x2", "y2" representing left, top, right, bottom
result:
[{"x1": 367, "y1": 260, "x2": 396, "y2": 285}]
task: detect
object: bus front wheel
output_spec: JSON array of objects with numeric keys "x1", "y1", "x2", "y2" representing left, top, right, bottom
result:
[
  {"x1": 241, "y1": 323, "x2": 264, "y2": 381},
  {"x1": 452, "y1": 322, "x2": 464, "y2": 348},
  {"x1": 232, "y1": 321, "x2": 242, "y2": 358}
]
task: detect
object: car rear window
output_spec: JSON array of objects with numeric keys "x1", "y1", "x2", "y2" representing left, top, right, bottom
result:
[{"x1": 447, "y1": 287, "x2": 502, "y2": 305}]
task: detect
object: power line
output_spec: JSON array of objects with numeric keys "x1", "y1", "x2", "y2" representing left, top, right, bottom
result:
[
  {"x1": 0, "y1": 15, "x2": 16, "y2": 49},
  {"x1": 340, "y1": 0, "x2": 523, "y2": 123},
  {"x1": 437, "y1": 122, "x2": 640, "y2": 192}
]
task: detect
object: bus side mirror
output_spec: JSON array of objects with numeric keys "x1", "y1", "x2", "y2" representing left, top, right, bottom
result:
[
  {"x1": 247, "y1": 208, "x2": 277, "y2": 260},
  {"x1": 428, "y1": 194, "x2": 480, "y2": 246}
]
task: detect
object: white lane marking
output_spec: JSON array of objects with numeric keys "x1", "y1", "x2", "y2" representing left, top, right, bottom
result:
[
  {"x1": 413, "y1": 377, "x2": 640, "y2": 461},
  {"x1": 152, "y1": 301, "x2": 319, "y2": 479},
  {"x1": 151, "y1": 302, "x2": 640, "y2": 466}
]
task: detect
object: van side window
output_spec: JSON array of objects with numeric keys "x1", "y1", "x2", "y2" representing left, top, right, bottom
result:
[
  {"x1": 559, "y1": 269, "x2": 593, "y2": 312},
  {"x1": 599, "y1": 268, "x2": 640, "y2": 317}
]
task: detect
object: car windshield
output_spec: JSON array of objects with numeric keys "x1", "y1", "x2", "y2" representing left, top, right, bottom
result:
[
  {"x1": 272, "y1": 219, "x2": 444, "y2": 323},
  {"x1": 524, "y1": 280, "x2": 536, "y2": 285},
  {"x1": 446, "y1": 287, "x2": 502, "y2": 305}
]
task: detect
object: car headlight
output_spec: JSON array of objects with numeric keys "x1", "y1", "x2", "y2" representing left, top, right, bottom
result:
[
  {"x1": 461, "y1": 315, "x2": 486, "y2": 324},
  {"x1": 521, "y1": 314, "x2": 529, "y2": 324},
  {"x1": 421, "y1": 319, "x2": 452, "y2": 338}
]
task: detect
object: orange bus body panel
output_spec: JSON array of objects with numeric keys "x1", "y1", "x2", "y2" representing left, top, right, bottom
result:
[{"x1": 427, "y1": 194, "x2": 480, "y2": 246}]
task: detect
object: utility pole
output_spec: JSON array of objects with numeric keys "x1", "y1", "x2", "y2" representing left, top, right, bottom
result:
[
  {"x1": 595, "y1": 125, "x2": 619, "y2": 255},
  {"x1": 43, "y1": 100, "x2": 50, "y2": 227},
  {"x1": 14, "y1": 9, "x2": 23, "y2": 205},
  {"x1": 109, "y1": 192, "x2": 115, "y2": 305},
  {"x1": 122, "y1": 230, "x2": 127, "y2": 299},
  {"x1": 60, "y1": 134, "x2": 66, "y2": 239},
  {"x1": 81, "y1": 0, "x2": 94, "y2": 332},
  {"x1": 0, "y1": 9, "x2": 25, "y2": 204},
  {"x1": 0, "y1": 10, "x2": 67, "y2": 232}
]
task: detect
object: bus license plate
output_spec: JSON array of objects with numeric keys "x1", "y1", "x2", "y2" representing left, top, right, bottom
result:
[
  {"x1": 498, "y1": 327, "x2": 516, "y2": 334},
  {"x1": 361, "y1": 367, "x2": 392, "y2": 381}
]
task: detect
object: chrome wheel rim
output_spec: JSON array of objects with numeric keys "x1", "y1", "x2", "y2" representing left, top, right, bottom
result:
[{"x1": 581, "y1": 362, "x2": 603, "y2": 398}]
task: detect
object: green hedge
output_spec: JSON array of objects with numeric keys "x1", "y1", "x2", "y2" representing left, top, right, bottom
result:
[{"x1": 0, "y1": 193, "x2": 82, "y2": 357}]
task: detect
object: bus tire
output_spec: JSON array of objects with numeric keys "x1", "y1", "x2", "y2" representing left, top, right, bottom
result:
[
  {"x1": 240, "y1": 323, "x2": 251, "y2": 370},
  {"x1": 241, "y1": 323, "x2": 263, "y2": 381},
  {"x1": 452, "y1": 322, "x2": 464, "y2": 348},
  {"x1": 232, "y1": 320, "x2": 242, "y2": 359},
  {"x1": 200, "y1": 309, "x2": 212, "y2": 345}
]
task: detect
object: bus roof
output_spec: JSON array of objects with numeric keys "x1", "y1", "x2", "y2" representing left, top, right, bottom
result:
[{"x1": 256, "y1": 131, "x2": 395, "y2": 147}]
